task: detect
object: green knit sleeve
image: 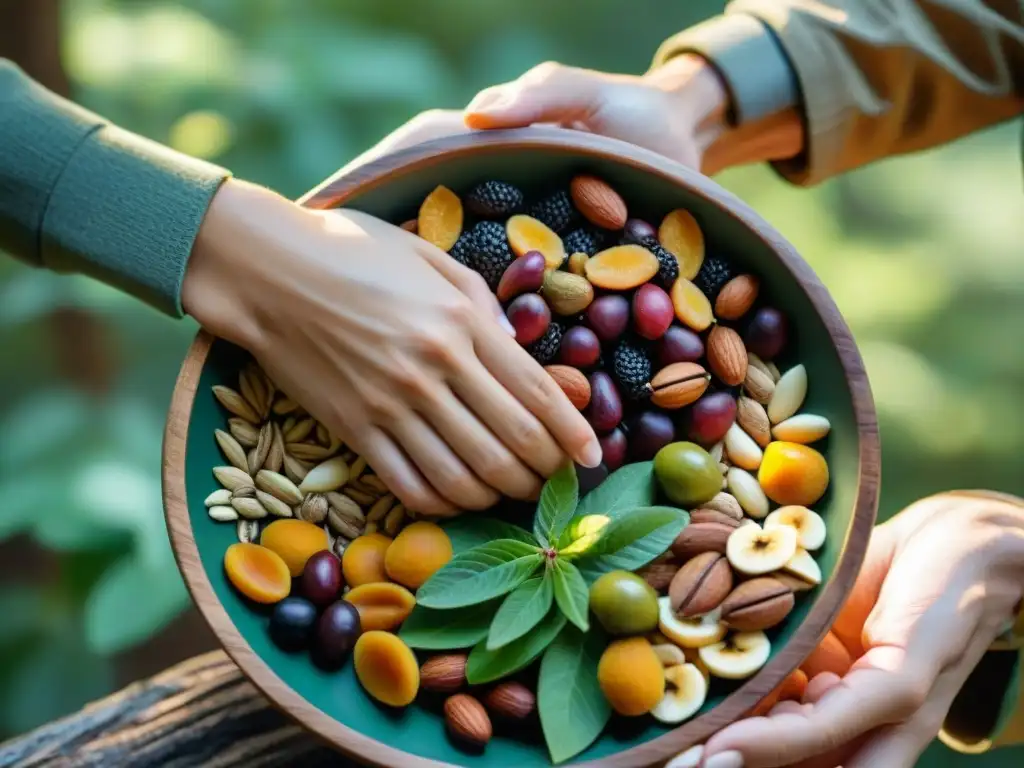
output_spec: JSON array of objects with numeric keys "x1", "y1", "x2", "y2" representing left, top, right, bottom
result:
[{"x1": 0, "y1": 59, "x2": 231, "y2": 317}]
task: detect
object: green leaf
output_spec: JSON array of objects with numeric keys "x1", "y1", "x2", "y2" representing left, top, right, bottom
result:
[
  {"x1": 552, "y1": 560, "x2": 590, "y2": 632},
  {"x1": 573, "y1": 461, "x2": 656, "y2": 520},
  {"x1": 539, "y1": 623, "x2": 611, "y2": 764},
  {"x1": 398, "y1": 600, "x2": 501, "y2": 650},
  {"x1": 441, "y1": 516, "x2": 536, "y2": 554},
  {"x1": 486, "y1": 573, "x2": 554, "y2": 650},
  {"x1": 533, "y1": 463, "x2": 579, "y2": 547},
  {"x1": 466, "y1": 606, "x2": 567, "y2": 685},
  {"x1": 416, "y1": 539, "x2": 541, "y2": 609},
  {"x1": 576, "y1": 506, "x2": 689, "y2": 582}
]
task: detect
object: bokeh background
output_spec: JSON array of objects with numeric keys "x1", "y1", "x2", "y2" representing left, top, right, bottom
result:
[{"x1": 1, "y1": 0, "x2": 1021, "y2": 764}]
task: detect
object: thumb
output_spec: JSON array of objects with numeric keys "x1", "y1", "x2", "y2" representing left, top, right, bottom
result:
[{"x1": 464, "y1": 62, "x2": 601, "y2": 130}]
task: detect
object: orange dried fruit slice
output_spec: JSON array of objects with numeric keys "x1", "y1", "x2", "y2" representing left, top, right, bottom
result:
[
  {"x1": 506, "y1": 214, "x2": 566, "y2": 269},
  {"x1": 670, "y1": 277, "x2": 714, "y2": 331},
  {"x1": 584, "y1": 245, "x2": 659, "y2": 290},
  {"x1": 659, "y1": 209, "x2": 705, "y2": 280},
  {"x1": 418, "y1": 185, "x2": 463, "y2": 251},
  {"x1": 224, "y1": 543, "x2": 291, "y2": 604}
]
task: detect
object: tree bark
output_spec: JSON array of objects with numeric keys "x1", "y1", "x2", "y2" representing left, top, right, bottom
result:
[{"x1": 0, "y1": 652, "x2": 349, "y2": 768}]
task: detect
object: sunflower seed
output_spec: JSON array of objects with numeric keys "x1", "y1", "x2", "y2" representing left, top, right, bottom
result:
[
  {"x1": 213, "y1": 466, "x2": 254, "y2": 492},
  {"x1": 212, "y1": 385, "x2": 260, "y2": 423},
  {"x1": 329, "y1": 509, "x2": 364, "y2": 539},
  {"x1": 237, "y1": 519, "x2": 259, "y2": 543},
  {"x1": 248, "y1": 422, "x2": 273, "y2": 475},
  {"x1": 299, "y1": 457, "x2": 350, "y2": 494},
  {"x1": 228, "y1": 418, "x2": 259, "y2": 448},
  {"x1": 283, "y1": 418, "x2": 313, "y2": 443},
  {"x1": 205, "y1": 488, "x2": 233, "y2": 507},
  {"x1": 315, "y1": 422, "x2": 330, "y2": 446},
  {"x1": 232, "y1": 485, "x2": 256, "y2": 500},
  {"x1": 232, "y1": 497, "x2": 267, "y2": 520},
  {"x1": 342, "y1": 488, "x2": 375, "y2": 506},
  {"x1": 283, "y1": 453, "x2": 311, "y2": 483},
  {"x1": 214, "y1": 429, "x2": 249, "y2": 472},
  {"x1": 326, "y1": 492, "x2": 365, "y2": 520},
  {"x1": 272, "y1": 396, "x2": 300, "y2": 416},
  {"x1": 349, "y1": 456, "x2": 367, "y2": 481},
  {"x1": 286, "y1": 442, "x2": 335, "y2": 461},
  {"x1": 255, "y1": 470, "x2": 303, "y2": 506},
  {"x1": 281, "y1": 416, "x2": 297, "y2": 437},
  {"x1": 208, "y1": 505, "x2": 238, "y2": 522},
  {"x1": 384, "y1": 504, "x2": 406, "y2": 536},
  {"x1": 264, "y1": 422, "x2": 284, "y2": 473},
  {"x1": 362, "y1": 475, "x2": 388, "y2": 493},
  {"x1": 298, "y1": 493, "x2": 329, "y2": 525},
  {"x1": 256, "y1": 490, "x2": 293, "y2": 518},
  {"x1": 239, "y1": 364, "x2": 270, "y2": 419},
  {"x1": 366, "y1": 494, "x2": 394, "y2": 523}
]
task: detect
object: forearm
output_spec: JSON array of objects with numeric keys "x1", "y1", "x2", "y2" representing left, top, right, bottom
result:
[{"x1": 0, "y1": 59, "x2": 230, "y2": 316}]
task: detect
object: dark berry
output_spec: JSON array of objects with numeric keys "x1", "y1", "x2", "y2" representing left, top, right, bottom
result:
[
  {"x1": 463, "y1": 221, "x2": 514, "y2": 289},
  {"x1": 643, "y1": 237, "x2": 679, "y2": 287},
  {"x1": 694, "y1": 255, "x2": 733, "y2": 302},
  {"x1": 623, "y1": 218, "x2": 657, "y2": 244},
  {"x1": 563, "y1": 227, "x2": 607, "y2": 257},
  {"x1": 465, "y1": 180, "x2": 524, "y2": 218},
  {"x1": 529, "y1": 189, "x2": 578, "y2": 233},
  {"x1": 526, "y1": 321, "x2": 564, "y2": 364},
  {"x1": 448, "y1": 232, "x2": 473, "y2": 266},
  {"x1": 612, "y1": 341, "x2": 652, "y2": 400}
]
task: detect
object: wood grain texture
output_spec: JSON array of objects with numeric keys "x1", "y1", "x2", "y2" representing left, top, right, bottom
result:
[{"x1": 165, "y1": 127, "x2": 881, "y2": 767}]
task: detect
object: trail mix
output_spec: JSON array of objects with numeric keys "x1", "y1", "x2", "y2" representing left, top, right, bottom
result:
[{"x1": 205, "y1": 174, "x2": 833, "y2": 765}]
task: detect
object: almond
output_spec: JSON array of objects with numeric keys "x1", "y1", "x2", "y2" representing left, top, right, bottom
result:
[
  {"x1": 650, "y1": 362, "x2": 710, "y2": 409},
  {"x1": 737, "y1": 396, "x2": 772, "y2": 447},
  {"x1": 743, "y1": 364, "x2": 776, "y2": 405},
  {"x1": 570, "y1": 174, "x2": 627, "y2": 230},
  {"x1": 690, "y1": 509, "x2": 743, "y2": 528},
  {"x1": 670, "y1": 522, "x2": 735, "y2": 560},
  {"x1": 637, "y1": 561, "x2": 681, "y2": 592},
  {"x1": 444, "y1": 693, "x2": 492, "y2": 748},
  {"x1": 421, "y1": 653, "x2": 468, "y2": 693},
  {"x1": 707, "y1": 326, "x2": 748, "y2": 386},
  {"x1": 714, "y1": 274, "x2": 760, "y2": 320},
  {"x1": 544, "y1": 365, "x2": 591, "y2": 410},
  {"x1": 720, "y1": 577, "x2": 795, "y2": 631},
  {"x1": 542, "y1": 270, "x2": 595, "y2": 315},
  {"x1": 483, "y1": 680, "x2": 535, "y2": 720},
  {"x1": 669, "y1": 551, "x2": 733, "y2": 617}
]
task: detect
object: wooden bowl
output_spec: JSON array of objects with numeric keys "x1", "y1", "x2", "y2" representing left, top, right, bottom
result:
[{"x1": 164, "y1": 127, "x2": 879, "y2": 767}]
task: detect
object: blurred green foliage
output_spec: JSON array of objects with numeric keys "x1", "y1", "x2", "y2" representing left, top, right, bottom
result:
[{"x1": 0, "y1": 0, "x2": 1021, "y2": 763}]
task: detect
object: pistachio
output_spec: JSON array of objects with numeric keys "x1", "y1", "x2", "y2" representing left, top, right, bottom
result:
[
  {"x1": 231, "y1": 497, "x2": 267, "y2": 520},
  {"x1": 214, "y1": 429, "x2": 249, "y2": 473},
  {"x1": 256, "y1": 490, "x2": 293, "y2": 518},
  {"x1": 212, "y1": 385, "x2": 260, "y2": 424},
  {"x1": 213, "y1": 466, "x2": 254, "y2": 493},
  {"x1": 255, "y1": 470, "x2": 303, "y2": 506}
]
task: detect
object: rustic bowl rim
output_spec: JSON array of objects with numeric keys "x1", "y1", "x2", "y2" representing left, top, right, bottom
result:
[{"x1": 163, "y1": 126, "x2": 880, "y2": 768}]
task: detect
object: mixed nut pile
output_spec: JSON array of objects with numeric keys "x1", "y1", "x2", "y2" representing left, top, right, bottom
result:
[{"x1": 203, "y1": 173, "x2": 833, "y2": 764}]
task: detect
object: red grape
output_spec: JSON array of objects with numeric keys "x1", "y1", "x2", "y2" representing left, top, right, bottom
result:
[
  {"x1": 599, "y1": 427, "x2": 628, "y2": 471},
  {"x1": 632, "y1": 283, "x2": 674, "y2": 340},
  {"x1": 559, "y1": 326, "x2": 601, "y2": 368},
  {"x1": 627, "y1": 411, "x2": 676, "y2": 461},
  {"x1": 496, "y1": 250, "x2": 546, "y2": 302},
  {"x1": 585, "y1": 372, "x2": 623, "y2": 433},
  {"x1": 745, "y1": 307, "x2": 789, "y2": 360},
  {"x1": 585, "y1": 295, "x2": 630, "y2": 342},
  {"x1": 658, "y1": 326, "x2": 705, "y2": 366},
  {"x1": 506, "y1": 293, "x2": 551, "y2": 345},
  {"x1": 301, "y1": 551, "x2": 343, "y2": 607},
  {"x1": 624, "y1": 218, "x2": 657, "y2": 244},
  {"x1": 686, "y1": 391, "x2": 737, "y2": 446}
]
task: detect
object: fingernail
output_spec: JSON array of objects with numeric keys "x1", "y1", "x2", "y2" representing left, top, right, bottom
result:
[
  {"x1": 705, "y1": 751, "x2": 744, "y2": 768},
  {"x1": 577, "y1": 440, "x2": 603, "y2": 469},
  {"x1": 666, "y1": 745, "x2": 703, "y2": 768}
]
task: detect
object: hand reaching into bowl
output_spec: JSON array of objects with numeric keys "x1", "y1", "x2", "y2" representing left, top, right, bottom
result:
[
  {"x1": 667, "y1": 491, "x2": 1024, "y2": 768},
  {"x1": 183, "y1": 179, "x2": 601, "y2": 516}
]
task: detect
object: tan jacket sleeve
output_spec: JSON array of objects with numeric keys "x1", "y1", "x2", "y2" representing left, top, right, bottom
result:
[{"x1": 654, "y1": 0, "x2": 1024, "y2": 185}]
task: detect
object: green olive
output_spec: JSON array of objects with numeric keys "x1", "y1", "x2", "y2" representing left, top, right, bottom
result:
[
  {"x1": 589, "y1": 570, "x2": 659, "y2": 636},
  {"x1": 653, "y1": 441, "x2": 722, "y2": 507}
]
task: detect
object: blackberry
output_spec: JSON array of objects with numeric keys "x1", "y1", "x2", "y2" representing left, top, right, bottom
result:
[
  {"x1": 694, "y1": 256, "x2": 733, "y2": 302},
  {"x1": 465, "y1": 180, "x2": 524, "y2": 218},
  {"x1": 463, "y1": 221, "x2": 514, "y2": 289},
  {"x1": 527, "y1": 322, "x2": 564, "y2": 364},
  {"x1": 563, "y1": 227, "x2": 607, "y2": 257},
  {"x1": 642, "y1": 237, "x2": 679, "y2": 287},
  {"x1": 613, "y1": 342, "x2": 652, "y2": 400},
  {"x1": 448, "y1": 232, "x2": 473, "y2": 267},
  {"x1": 528, "y1": 189, "x2": 577, "y2": 233}
]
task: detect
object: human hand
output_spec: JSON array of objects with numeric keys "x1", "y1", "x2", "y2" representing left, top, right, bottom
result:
[
  {"x1": 182, "y1": 180, "x2": 601, "y2": 516},
  {"x1": 669, "y1": 492, "x2": 1024, "y2": 768}
]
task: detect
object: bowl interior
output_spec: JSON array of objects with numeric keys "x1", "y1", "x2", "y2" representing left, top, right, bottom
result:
[{"x1": 181, "y1": 144, "x2": 863, "y2": 766}]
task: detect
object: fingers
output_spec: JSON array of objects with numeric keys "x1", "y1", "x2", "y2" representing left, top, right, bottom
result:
[
  {"x1": 385, "y1": 412, "x2": 500, "y2": 511},
  {"x1": 799, "y1": 632, "x2": 853, "y2": 680},
  {"x1": 336, "y1": 109, "x2": 470, "y2": 176},
  {"x1": 472, "y1": 320, "x2": 601, "y2": 469},
  {"x1": 352, "y1": 428, "x2": 457, "y2": 517},
  {"x1": 464, "y1": 61, "x2": 602, "y2": 130},
  {"x1": 802, "y1": 672, "x2": 842, "y2": 704}
]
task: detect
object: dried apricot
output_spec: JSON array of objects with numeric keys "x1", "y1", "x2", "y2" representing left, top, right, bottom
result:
[
  {"x1": 224, "y1": 543, "x2": 291, "y2": 604},
  {"x1": 585, "y1": 245, "x2": 659, "y2": 290},
  {"x1": 260, "y1": 519, "x2": 329, "y2": 578},
  {"x1": 670, "y1": 277, "x2": 714, "y2": 331},
  {"x1": 418, "y1": 185, "x2": 463, "y2": 251},
  {"x1": 506, "y1": 215, "x2": 566, "y2": 269},
  {"x1": 345, "y1": 582, "x2": 417, "y2": 631},
  {"x1": 342, "y1": 532, "x2": 394, "y2": 587},
  {"x1": 384, "y1": 521, "x2": 452, "y2": 589},
  {"x1": 354, "y1": 630, "x2": 420, "y2": 707},
  {"x1": 658, "y1": 209, "x2": 705, "y2": 280},
  {"x1": 758, "y1": 442, "x2": 829, "y2": 506},
  {"x1": 597, "y1": 637, "x2": 665, "y2": 716}
]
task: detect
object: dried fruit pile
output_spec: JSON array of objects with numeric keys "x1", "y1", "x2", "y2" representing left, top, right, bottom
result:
[{"x1": 201, "y1": 174, "x2": 834, "y2": 765}]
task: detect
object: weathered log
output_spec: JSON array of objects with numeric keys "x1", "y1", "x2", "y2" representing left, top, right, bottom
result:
[{"x1": 0, "y1": 651, "x2": 351, "y2": 767}]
